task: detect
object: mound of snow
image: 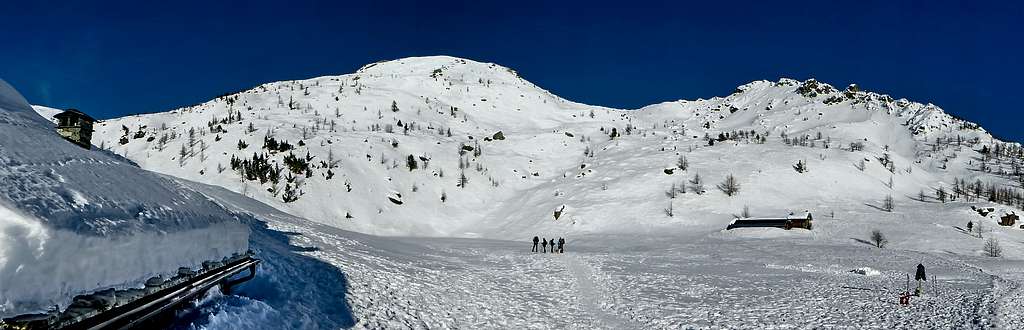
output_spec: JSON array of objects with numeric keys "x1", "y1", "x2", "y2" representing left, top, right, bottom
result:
[{"x1": 0, "y1": 79, "x2": 249, "y2": 317}]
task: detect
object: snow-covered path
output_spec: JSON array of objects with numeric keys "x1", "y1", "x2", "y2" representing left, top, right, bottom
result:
[
  {"x1": 994, "y1": 278, "x2": 1024, "y2": 329},
  {"x1": 562, "y1": 254, "x2": 636, "y2": 329},
  {"x1": 976, "y1": 260, "x2": 1024, "y2": 329}
]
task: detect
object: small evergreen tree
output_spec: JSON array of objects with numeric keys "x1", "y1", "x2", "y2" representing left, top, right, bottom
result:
[
  {"x1": 458, "y1": 170, "x2": 469, "y2": 188},
  {"x1": 677, "y1": 156, "x2": 688, "y2": 170},
  {"x1": 178, "y1": 144, "x2": 188, "y2": 167},
  {"x1": 717, "y1": 174, "x2": 741, "y2": 196},
  {"x1": 870, "y1": 229, "x2": 887, "y2": 248},
  {"x1": 281, "y1": 183, "x2": 300, "y2": 203},
  {"x1": 156, "y1": 133, "x2": 169, "y2": 151},
  {"x1": 406, "y1": 154, "x2": 418, "y2": 171},
  {"x1": 690, "y1": 172, "x2": 704, "y2": 194},
  {"x1": 984, "y1": 238, "x2": 1002, "y2": 257}
]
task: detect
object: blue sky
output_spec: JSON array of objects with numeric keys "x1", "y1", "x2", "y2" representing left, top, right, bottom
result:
[{"x1": 2, "y1": 0, "x2": 1022, "y2": 141}]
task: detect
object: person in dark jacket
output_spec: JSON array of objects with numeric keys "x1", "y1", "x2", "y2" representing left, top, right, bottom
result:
[
  {"x1": 532, "y1": 236, "x2": 539, "y2": 252},
  {"x1": 557, "y1": 237, "x2": 565, "y2": 253},
  {"x1": 541, "y1": 238, "x2": 548, "y2": 253},
  {"x1": 915, "y1": 263, "x2": 927, "y2": 295}
]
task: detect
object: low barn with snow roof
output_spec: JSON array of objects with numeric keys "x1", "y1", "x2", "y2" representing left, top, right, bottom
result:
[{"x1": 727, "y1": 212, "x2": 813, "y2": 230}]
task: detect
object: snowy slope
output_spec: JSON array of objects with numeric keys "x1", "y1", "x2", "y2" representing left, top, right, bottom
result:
[
  {"x1": 171, "y1": 177, "x2": 1024, "y2": 329},
  {"x1": 30, "y1": 105, "x2": 61, "y2": 123},
  {"x1": 0, "y1": 80, "x2": 249, "y2": 317},
  {"x1": 89, "y1": 56, "x2": 1020, "y2": 240},
  {"x1": 90, "y1": 56, "x2": 619, "y2": 236}
]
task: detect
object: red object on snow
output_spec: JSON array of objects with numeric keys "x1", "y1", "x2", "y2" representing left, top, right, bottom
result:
[{"x1": 899, "y1": 292, "x2": 911, "y2": 305}]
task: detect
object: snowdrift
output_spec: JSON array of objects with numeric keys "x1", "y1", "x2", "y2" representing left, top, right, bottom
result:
[{"x1": 0, "y1": 79, "x2": 249, "y2": 317}]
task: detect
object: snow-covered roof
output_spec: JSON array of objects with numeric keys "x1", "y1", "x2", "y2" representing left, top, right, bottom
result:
[
  {"x1": 735, "y1": 213, "x2": 812, "y2": 221},
  {"x1": 0, "y1": 79, "x2": 242, "y2": 237},
  {"x1": 53, "y1": 108, "x2": 97, "y2": 122},
  {"x1": 787, "y1": 212, "x2": 813, "y2": 220}
]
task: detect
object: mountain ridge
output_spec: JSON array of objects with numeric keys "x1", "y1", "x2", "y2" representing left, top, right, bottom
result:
[{"x1": 46, "y1": 55, "x2": 1019, "y2": 238}]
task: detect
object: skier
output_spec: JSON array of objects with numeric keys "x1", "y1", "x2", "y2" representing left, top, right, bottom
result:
[
  {"x1": 557, "y1": 237, "x2": 565, "y2": 253},
  {"x1": 915, "y1": 264, "x2": 927, "y2": 295},
  {"x1": 542, "y1": 238, "x2": 548, "y2": 253},
  {"x1": 532, "y1": 236, "x2": 539, "y2": 252},
  {"x1": 967, "y1": 221, "x2": 974, "y2": 233}
]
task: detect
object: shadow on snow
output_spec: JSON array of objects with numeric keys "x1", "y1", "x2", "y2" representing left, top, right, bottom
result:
[{"x1": 170, "y1": 217, "x2": 354, "y2": 329}]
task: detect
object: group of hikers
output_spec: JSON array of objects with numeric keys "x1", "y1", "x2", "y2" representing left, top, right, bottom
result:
[{"x1": 531, "y1": 236, "x2": 565, "y2": 253}]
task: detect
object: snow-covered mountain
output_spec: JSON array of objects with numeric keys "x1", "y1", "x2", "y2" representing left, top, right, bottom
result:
[
  {"x1": 16, "y1": 56, "x2": 1024, "y2": 328},
  {"x1": 88, "y1": 56, "x2": 1019, "y2": 240},
  {"x1": 0, "y1": 79, "x2": 249, "y2": 317}
]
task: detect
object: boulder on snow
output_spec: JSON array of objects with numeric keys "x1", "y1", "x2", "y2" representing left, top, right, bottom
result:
[
  {"x1": 387, "y1": 192, "x2": 404, "y2": 205},
  {"x1": 850, "y1": 267, "x2": 880, "y2": 276},
  {"x1": 972, "y1": 206, "x2": 995, "y2": 217},
  {"x1": 492, "y1": 131, "x2": 505, "y2": 140},
  {"x1": 553, "y1": 205, "x2": 566, "y2": 220}
]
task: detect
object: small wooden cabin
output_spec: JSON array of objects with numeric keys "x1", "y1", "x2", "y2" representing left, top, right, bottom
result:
[
  {"x1": 53, "y1": 109, "x2": 96, "y2": 149},
  {"x1": 727, "y1": 212, "x2": 813, "y2": 230},
  {"x1": 1000, "y1": 212, "x2": 1018, "y2": 227}
]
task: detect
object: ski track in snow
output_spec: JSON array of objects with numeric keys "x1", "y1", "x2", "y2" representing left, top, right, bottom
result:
[
  {"x1": 983, "y1": 260, "x2": 1024, "y2": 330},
  {"x1": 995, "y1": 278, "x2": 1024, "y2": 329},
  {"x1": 562, "y1": 254, "x2": 635, "y2": 329}
]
